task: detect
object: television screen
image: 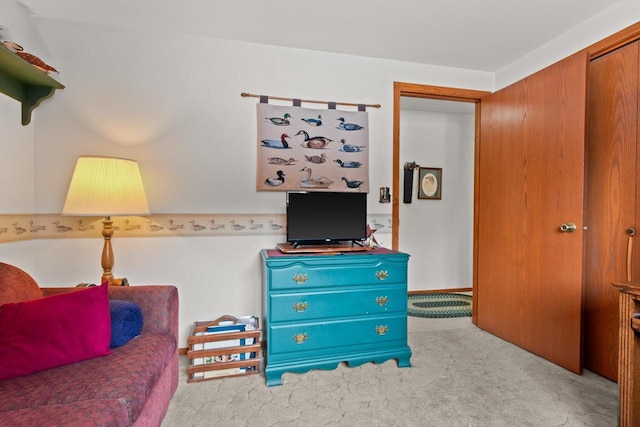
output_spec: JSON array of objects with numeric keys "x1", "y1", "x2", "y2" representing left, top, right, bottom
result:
[{"x1": 286, "y1": 191, "x2": 367, "y2": 246}]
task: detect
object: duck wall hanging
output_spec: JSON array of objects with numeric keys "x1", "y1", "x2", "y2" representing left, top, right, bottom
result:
[
  {"x1": 256, "y1": 103, "x2": 369, "y2": 192},
  {"x1": 301, "y1": 115, "x2": 322, "y2": 127},
  {"x1": 265, "y1": 113, "x2": 292, "y2": 126}
]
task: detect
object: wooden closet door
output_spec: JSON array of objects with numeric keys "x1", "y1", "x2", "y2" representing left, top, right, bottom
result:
[
  {"x1": 585, "y1": 40, "x2": 640, "y2": 381},
  {"x1": 477, "y1": 52, "x2": 588, "y2": 373}
]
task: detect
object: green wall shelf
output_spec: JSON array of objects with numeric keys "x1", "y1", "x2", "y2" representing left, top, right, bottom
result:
[{"x1": 0, "y1": 44, "x2": 64, "y2": 125}]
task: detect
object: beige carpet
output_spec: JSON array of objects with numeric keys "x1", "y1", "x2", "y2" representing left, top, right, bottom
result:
[{"x1": 162, "y1": 318, "x2": 617, "y2": 426}]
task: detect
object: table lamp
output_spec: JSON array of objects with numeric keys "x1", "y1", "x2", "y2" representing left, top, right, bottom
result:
[{"x1": 63, "y1": 156, "x2": 150, "y2": 285}]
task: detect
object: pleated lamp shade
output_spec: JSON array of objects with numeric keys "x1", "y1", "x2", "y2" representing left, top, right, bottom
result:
[
  {"x1": 63, "y1": 156, "x2": 150, "y2": 216},
  {"x1": 63, "y1": 156, "x2": 150, "y2": 285}
]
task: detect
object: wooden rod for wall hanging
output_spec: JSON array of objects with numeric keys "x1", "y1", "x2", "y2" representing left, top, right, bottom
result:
[{"x1": 240, "y1": 92, "x2": 381, "y2": 109}]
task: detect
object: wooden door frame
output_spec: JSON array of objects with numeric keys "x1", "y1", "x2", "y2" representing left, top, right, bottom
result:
[
  {"x1": 391, "y1": 20, "x2": 640, "y2": 245},
  {"x1": 392, "y1": 83, "x2": 489, "y2": 323},
  {"x1": 584, "y1": 22, "x2": 640, "y2": 424},
  {"x1": 390, "y1": 23, "x2": 640, "y2": 329},
  {"x1": 391, "y1": 23, "x2": 640, "y2": 248}
]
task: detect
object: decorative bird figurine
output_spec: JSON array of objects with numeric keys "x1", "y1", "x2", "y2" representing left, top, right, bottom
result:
[
  {"x1": 267, "y1": 157, "x2": 296, "y2": 165},
  {"x1": 16, "y1": 51, "x2": 59, "y2": 74},
  {"x1": 304, "y1": 153, "x2": 326, "y2": 164},
  {"x1": 0, "y1": 27, "x2": 58, "y2": 74},
  {"x1": 341, "y1": 177, "x2": 365, "y2": 188},
  {"x1": 296, "y1": 130, "x2": 332, "y2": 149},
  {"x1": 299, "y1": 167, "x2": 334, "y2": 188},
  {"x1": 0, "y1": 26, "x2": 20, "y2": 52},
  {"x1": 1, "y1": 40, "x2": 22, "y2": 52},
  {"x1": 339, "y1": 139, "x2": 366, "y2": 152},
  {"x1": 265, "y1": 170, "x2": 286, "y2": 186},
  {"x1": 261, "y1": 133, "x2": 291, "y2": 149},
  {"x1": 336, "y1": 117, "x2": 364, "y2": 131},
  {"x1": 334, "y1": 159, "x2": 362, "y2": 168},
  {"x1": 265, "y1": 113, "x2": 292, "y2": 126},
  {"x1": 302, "y1": 115, "x2": 322, "y2": 126}
]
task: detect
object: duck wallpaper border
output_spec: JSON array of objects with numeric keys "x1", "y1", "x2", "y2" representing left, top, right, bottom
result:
[
  {"x1": 0, "y1": 213, "x2": 391, "y2": 244},
  {"x1": 256, "y1": 104, "x2": 369, "y2": 193}
]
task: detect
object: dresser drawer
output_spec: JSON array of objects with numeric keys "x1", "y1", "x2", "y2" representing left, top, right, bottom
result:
[
  {"x1": 261, "y1": 249, "x2": 411, "y2": 386},
  {"x1": 267, "y1": 258, "x2": 407, "y2": 291},
  {"x1": 268, "y1": 314, "x2": 407, "y2": 355},
  {"x1": 269, "y1": 286, "x2": 406, "y2": 322}
]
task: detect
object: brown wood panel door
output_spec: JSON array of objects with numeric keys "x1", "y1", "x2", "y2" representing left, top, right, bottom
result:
[
  {"x1": 585, "y1": 40, "x2": 640, "y2": 381},
  {"x1": 477, "y1": 52, "x2": 588, "y2": 373},
  {"x1": 476, "y1": 81, "x2": 527, "y2": 344}
]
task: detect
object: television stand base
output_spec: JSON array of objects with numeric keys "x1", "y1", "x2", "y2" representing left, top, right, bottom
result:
[{"x1": 276, "y1": 241, "x2": 371, "y2": 254}]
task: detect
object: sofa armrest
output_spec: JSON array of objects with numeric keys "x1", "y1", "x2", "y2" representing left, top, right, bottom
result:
[
  {"x1": 41, "y1": 286, "x2": 179, "y2": 344},
  {"x1": 109, "y1": 286, "x2": 178, "y2": 340}
]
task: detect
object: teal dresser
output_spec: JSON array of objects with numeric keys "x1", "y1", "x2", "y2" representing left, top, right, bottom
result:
[{"x1": 261, "y1": 248, "x2": 411, "y2": 386}]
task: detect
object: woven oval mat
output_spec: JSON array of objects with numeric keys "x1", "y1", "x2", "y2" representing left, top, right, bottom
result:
[{"x1": 408, "y1": 292, "x2": 472, "y2": 318}]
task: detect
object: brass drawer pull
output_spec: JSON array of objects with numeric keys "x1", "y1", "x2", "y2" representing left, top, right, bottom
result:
[
  {"x1": 375, "y1": 270, "x2": 389, "y2": 280},
  {"x1": 292, "y1": 273, "x2": 308, "y2": 284},
  {"x1": 292, "y1": 301, "x2": 308, "y2": 312},
  {"x1": 375, "y1": 325, "x2": 389, "y2": 335},
  {"x1": 293, "y1": 332, "x2": 308, "y2": 344},
  {"x1": 375, "y1": 296, "x2": 389, "y2": 306}
]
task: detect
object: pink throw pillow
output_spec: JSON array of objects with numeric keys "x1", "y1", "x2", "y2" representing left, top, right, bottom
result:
[{"x1": 0, "y1": 282, "x2": 111, "y2": 380}]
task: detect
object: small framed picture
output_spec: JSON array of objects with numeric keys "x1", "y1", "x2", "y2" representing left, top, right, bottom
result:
[{"x1": 418, "y1": 167, "x2": 442, "y2": 200}]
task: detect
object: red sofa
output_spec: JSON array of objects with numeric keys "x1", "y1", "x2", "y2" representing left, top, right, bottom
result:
[{"x1": 0, "y1": 263, "x2": 179, "y2": 426}]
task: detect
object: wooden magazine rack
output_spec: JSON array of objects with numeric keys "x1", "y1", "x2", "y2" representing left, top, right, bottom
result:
[{"x1": 187, "y1": 315, "x2": 262, "y2": 383}]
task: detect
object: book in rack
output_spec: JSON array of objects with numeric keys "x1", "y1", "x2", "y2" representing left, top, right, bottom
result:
[{"x1": 186, "y1": 315, "x2": 262, "y2": 383}]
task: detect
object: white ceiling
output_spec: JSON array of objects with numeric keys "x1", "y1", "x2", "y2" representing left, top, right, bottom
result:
[{"x1": 18, "y1": 0, "x2": 621, "y2": 72}]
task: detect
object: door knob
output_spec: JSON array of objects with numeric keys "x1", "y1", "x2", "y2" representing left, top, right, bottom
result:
[{"x1": 560, "y1": 222, "x2": 577, "y2": 233}]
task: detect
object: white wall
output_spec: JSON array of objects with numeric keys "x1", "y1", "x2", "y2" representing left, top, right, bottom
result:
[
  {"x1": 0, "y1": 0, "x2": 39, "y2": 272},
  {"x1": 0, "y1": 0, "x2": 35, "y2": 214},
  {"x1": 0, "y1": 11, "x2": 492, "y2": 346},
  {"x1": 496, "y1": 0, "x2": 640, "y2": 89},
  {"x1": 398, "y1": 109, "x2": 475, "y2": 291},
  {"x1": 2, "y1": 1, "x2": 638, "y2": 346}
]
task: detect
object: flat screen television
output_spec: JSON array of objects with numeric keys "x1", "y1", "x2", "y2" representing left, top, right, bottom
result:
[{"x1": 286, "y1": 191, "x2": 367, "y2": 246}]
